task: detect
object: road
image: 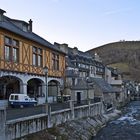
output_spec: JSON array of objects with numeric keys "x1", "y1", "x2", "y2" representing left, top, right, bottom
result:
[
  {"x1": 6, "y1": 105, "x2": 46, "y2": 120},
  {"x1": 6, "y1": 99, "x2": 99, "y2": 120},
  {"x1": 6, "y1": 102, "x2": 71, "y2": 120}
]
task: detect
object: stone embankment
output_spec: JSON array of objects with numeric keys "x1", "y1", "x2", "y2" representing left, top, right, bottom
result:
[{"x1": 20, "y1": 109, "x2": 121, "y2": 140}]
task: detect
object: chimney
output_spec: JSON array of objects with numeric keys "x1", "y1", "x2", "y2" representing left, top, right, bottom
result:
[
  {"x1": 28, "y1": 19, "x2": 33, "y2": 32},
  {"x1": 73, "y1": 47, "x2": 78, "y2": 55},
  {"x1": 94, "y1": 52, "x2": 102, "y2": 62},
  {"x1": 54, "y1": 42, "x2": 68, "y2": 54},
  {"x1": 0, "y1": 9, "x2": 6, "y2": 21}
]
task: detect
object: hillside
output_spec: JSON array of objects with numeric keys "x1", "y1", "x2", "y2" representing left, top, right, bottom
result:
[{"x1": 87, "y1": 41, "x2": 140, "y2": 81}]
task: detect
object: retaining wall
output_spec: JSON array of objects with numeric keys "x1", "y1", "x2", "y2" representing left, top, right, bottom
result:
[{"x1": 0, "y1": 101, "x2": 105, "y2": 140}]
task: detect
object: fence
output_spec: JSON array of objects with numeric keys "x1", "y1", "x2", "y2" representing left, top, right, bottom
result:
[{"x1": 0, "y1": 100, "x2": 105, "y2": 140}]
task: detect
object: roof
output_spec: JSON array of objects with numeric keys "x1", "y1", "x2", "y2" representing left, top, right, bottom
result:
[
  {"x1": 93, "y1": 78, "x2": 120, "y2": 93},
  {"x1": 107, "y1": 67, "x2": 119, "y2": 76},
  {"x1": 66, "y1": 47, "x2": 105, "y2": 70},
  {"x1": 68, "y1": 47, "x2": 93, "y2": 60},
  {"x1": 71, "y1": 78, "x2": 94, "y2": 90},
  {"x1": 0, "y1": 15, "x2": 65, "y2": 54}
]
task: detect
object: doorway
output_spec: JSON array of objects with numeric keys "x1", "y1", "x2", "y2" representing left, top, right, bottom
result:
[{"x1": 77, "y1": 92, "x2": 81, "y2": 104}]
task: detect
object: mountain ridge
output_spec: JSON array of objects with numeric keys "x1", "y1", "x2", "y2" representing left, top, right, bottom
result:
[{"x1": 87, "y1": 41, "x2": 140, "y2": 81}]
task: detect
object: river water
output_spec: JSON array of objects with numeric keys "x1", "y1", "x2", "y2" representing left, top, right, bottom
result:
[{"x1": 93, "y1": 101, "x2": 140, "y2": 140}]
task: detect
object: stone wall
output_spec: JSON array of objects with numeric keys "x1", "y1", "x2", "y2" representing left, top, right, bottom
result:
[
  {"x1": 49, "y1": 102, "x2": 104, "y2": 128},
  {"x1": 0, "y1": 108, "x2": 6, "y2": 139},
  {"x1": 5, "y1": 114, "x2": 48, "y2": 140},
  {"x1": 1, "y1": 102, "x2": 105, "y2": 140}
]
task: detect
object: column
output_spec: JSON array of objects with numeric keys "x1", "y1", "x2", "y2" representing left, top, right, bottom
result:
[
  {"x1": 47, "y1": 104, "x2": 52, "y2": 128},
  {"x1": 38, "y1": 83, "x2": 46, "y2": 104},
  {"x1": 70, "y1": 100, "x2": 74, "y2": 119},
  {"x1": 42, "y1": 83, "x2": 46, "y2": 96},
  {"x1": 3, "y1": 85, "x2": 6, "y2": 99},
  {"x1": 42, "y1": 83, "x2": 47, "y2": 103},
  {"x1": 20, "y1": 82, "x2": 27, "y2": 94},
  {"x1": 88, "y1": 99, "x2": 91, "y2": 116}
]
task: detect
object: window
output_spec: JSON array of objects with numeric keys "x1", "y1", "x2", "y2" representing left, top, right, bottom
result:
[
  {"x1": 10, "y1": 95, "x2": 14, "y2": 100},
  {"x1": 5, "y1": 45, "x2": 10, "y2": 61},
  {"x1": 33, "y1": 53, "x2": 37, "y2": 65},
  {"x1": 15, "y1": 95, "x2": 18, "y2": 100},
  {"x1": 32, "y1": 46, "x2": 42, "y2": 67},
  {"x1": 12, "y1": 39, "x2": 19, "y2": 62},
  {"x1": 4, "y1": 37, "x2": 19, "y2": 62},
  {"x1": 52, "y1": 53, "x2": 59, "y2": 70},
  {"x1": 5, "y1": 37, "x2": 12, "y2": 45},
  {"x1": 72, "y1": 78, "x2": 75, "y2": 86}
]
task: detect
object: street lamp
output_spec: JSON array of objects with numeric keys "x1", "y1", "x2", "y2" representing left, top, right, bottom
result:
[
  {"x1": 86, "y1": 77, "x2": 91, "y2": 105},
  {"x1": 43, "y1": 66, "x2": 48, "y2": 103}
]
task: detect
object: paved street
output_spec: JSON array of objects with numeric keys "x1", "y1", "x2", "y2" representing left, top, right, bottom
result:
[
  {"x1": 6, "y1": 99, "x2": 100, "y2": 120},
  {"x1": 6, "y1": 105, "x2": 46, "y2": 120},
  {"x1": 6, "y1": 102, "x2": 70, "y2": 120}
]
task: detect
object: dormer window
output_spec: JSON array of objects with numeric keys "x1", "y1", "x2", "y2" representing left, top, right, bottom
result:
[{"x1": 23, "y1": 25, "x2": 28, "y2": 32}]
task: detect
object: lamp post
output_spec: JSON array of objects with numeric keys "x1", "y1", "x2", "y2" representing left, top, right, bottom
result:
[
  {"x1": 43, "y1": 66, "x2": 48, "y2": 103},
  {"x1": 86, "y1": 77, "x2": 90, "y2": 98}
]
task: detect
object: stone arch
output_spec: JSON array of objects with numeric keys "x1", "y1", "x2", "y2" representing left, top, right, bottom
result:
[
  {"x1": 48, "y1": 80, "x2": 61, "y2": 103},
  {"x1": 0, "y1": 75, "x2": 22, "y2": 99},
  {"x1": 27, "y1": 78, "x2": 44, "y2": 98}
]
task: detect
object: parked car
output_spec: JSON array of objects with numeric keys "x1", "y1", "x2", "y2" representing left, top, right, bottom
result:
[
  {"x1": 57, "y1": 95, "x2": 71, "y2": 102},
  {"x1": 9, "y1": 93, "x2": 37, "y2": 108}
]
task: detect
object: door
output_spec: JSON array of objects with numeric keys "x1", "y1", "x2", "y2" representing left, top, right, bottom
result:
[{"x1": 77, "y1": 92, "x2": 81, "y2": 104}]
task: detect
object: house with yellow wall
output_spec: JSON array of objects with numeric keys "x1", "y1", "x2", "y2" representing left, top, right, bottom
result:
[{"x1": 0, "y1": 9, "x2": 65, "y2": 105}]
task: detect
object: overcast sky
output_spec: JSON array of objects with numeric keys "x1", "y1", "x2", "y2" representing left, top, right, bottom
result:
[{"x1": 1, "y1": 0, "x2": 140, "y2": 51}]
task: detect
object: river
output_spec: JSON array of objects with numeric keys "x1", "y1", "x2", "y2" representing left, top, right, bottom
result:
[{"x1": 93, "y1": 101, "x2": 140, "y2": 140}]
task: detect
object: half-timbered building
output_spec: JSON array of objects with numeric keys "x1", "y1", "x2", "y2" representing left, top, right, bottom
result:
[{"x1": 0, "y1": 9, "x2": 65, "y2": 105}]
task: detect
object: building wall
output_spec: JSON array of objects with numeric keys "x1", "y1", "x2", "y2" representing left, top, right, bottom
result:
[
  {"x1": 0, "y1": 29, "x2": 65, "y2": 78},
  {"x1": 103, "y1": 93, "x2": 115, "y2": 104},
  {"x1": 71, "y1": 90, "x2": 85, "y2": 101},
  {"x1": 88, "y1": 89, "x2": 94, "y2": 99},
  {"x1": 94, "y1": 85, "x2": 103, "y2": 97}
]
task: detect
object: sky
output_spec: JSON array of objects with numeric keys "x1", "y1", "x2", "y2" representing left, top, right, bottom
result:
[{"x1": 1, "y1": 0, "x2": 140, "y2": 51}]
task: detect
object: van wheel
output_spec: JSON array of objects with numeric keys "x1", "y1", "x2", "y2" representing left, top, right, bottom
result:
[{"x1": 20, "y1": 105, "x2": 24, "y2": 108}]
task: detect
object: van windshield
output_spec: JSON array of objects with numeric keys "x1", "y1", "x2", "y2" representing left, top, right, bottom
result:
[{"x1": 10, "y1": 95, "x2": 14, "y2": 100}]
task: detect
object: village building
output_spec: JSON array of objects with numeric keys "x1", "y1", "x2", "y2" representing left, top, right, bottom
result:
[
  {"x1": 0, "y1": 9, "x2": 66, "y2": 105},
  {"x1": 55, "y1": 43, "x2": 118, "y2": 106}
]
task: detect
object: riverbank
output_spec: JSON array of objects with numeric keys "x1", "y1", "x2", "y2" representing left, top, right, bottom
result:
[
  {"x1": 93, "y1": 101, "x2": 140, "y2": 140},
  {"x1": 18, "y1": 109, "x2": 121, "y2": 140}
]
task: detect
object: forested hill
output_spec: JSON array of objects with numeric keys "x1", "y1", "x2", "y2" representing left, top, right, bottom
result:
[{"x1": 87, "y1": 41, "x2": 140, "y2": 81}]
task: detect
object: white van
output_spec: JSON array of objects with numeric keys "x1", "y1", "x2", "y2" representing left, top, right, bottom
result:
[{"x1": 9, "y1": 93, "x2": 37, "y2": 108}]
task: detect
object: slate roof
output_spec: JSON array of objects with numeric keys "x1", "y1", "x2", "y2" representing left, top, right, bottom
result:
[
  {"x1": 68, "y1": 47, "x2": 93, "y2": 61},
  {"x1": 66, "y1": 47, "x2": 105, "y2": 71},
  {"x1": 107, "y1": 67, "x2": 118, "y2": 76},
  {"x1": 0, "y1": 15, "x2": 64, "y2": 54},
  {"x1": 71, "y1": 78, "x2": 94, "y2": 90},
  {"x1": 93, "y1": 78, "x2": 119, "y2": 93}
]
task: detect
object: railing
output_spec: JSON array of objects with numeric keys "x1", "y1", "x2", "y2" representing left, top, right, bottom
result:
[{"x1": 6, "y1": 99, "x2": 102, "y2": 120}]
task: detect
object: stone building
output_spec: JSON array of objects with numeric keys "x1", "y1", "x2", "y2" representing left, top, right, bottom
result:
[{"x1": 55, "y1": 43, "x2": 112, "y2": 103}]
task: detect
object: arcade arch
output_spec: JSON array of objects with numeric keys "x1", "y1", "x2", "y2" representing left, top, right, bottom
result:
[{"x1": 0, "y1": 76, "x2": 22, "y2": 99}]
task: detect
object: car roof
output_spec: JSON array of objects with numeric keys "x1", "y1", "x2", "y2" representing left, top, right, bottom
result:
[{"x1": 10, "y1": 93, "x2": 25, "y2": 96}]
